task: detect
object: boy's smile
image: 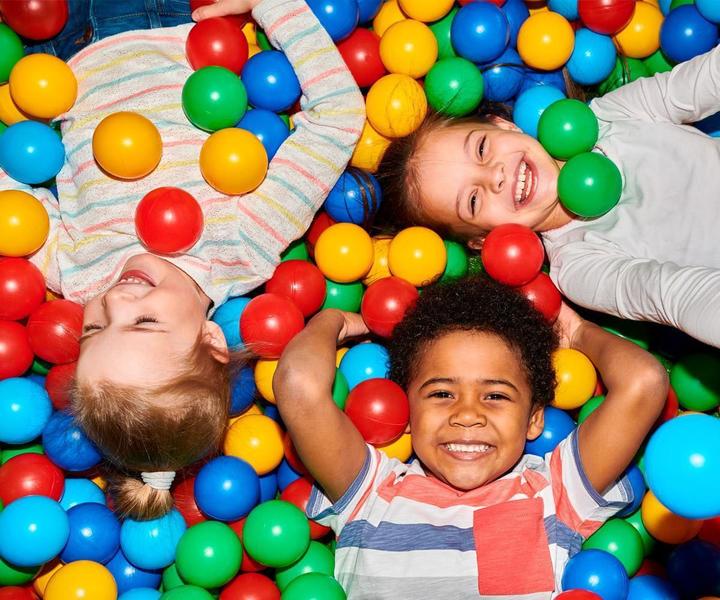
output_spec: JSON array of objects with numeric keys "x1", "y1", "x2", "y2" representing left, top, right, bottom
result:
[{"x1": 406, "y1": 330, "x2": 545, "y2": 491}]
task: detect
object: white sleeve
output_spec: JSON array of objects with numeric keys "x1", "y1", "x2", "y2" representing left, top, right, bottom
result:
[
  {"x1": 550, "y1": 241, "x2": 720, "y2": 348},
  {"x1": 590, "y1": 44, "x2": 720, "y2": 125}
]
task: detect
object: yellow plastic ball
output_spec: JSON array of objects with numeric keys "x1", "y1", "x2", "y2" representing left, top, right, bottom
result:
[
  {"x1": 363, "y1": 236, "x2": 393, "y2": 286},
  {"x1": 377, "y1": 432, "x2": 412, "y2": 461},
  {"x1": 398, "y1": 0, "x2": 453, "y2": 22},
  {"x1": 0, "y1": 83, "x2": 27, "y2": 125},
  {"x1": 388, "y1": 226, "x2": 447, "y2": 287},
  {"x1": 45, "y1": 560, "x2": 117, "y2": 600},
  {"x1": 517, "y1": 11, "x2": 575, "y2": 71},
  {"x1": 641, "y1": 491, "x2": 703, "y2": 544},
  {"x1": 613, "y1": 1, "x2": 663, "y2": 59},
  {"x1": 336, "y1": 347, "x2": 349, "y2": 367},
  {"x1": 254, "y1": 358, "x2": 279, "y2": 404},
  {"x1": 92, "y1": 112, "x2": 162, "y2": 180},
  {"x1": 229, "y1": 404, "x2": 263, "y2": 426},
  {"x1": 224, "y1": 413, "x2": 284, "y2": 475},
  {"x1": 314, "y1": 223, "x2": 374, "y2": 283},
  {"x1": 91, "y1": 474, "x2": 107, "y2": 490},
  {"x1": 366, "y1": 73, "x2": 428, "y2": 138},
  {"x1": 200, "y1": 127, "x2": 268, "y2": 195},
  {"x1": 248, "y1": 43, "x2": 262, "y2": 59},
  {"x1": 373, "y1": 0, "x2": 407, "y2": 36},
  {"x1": 243, "y1": 21, "x2": 257, "y2": 45},
  {"x1": 9, "y1": 53, "x2": 77, "y2": 120},
  {"x1": 0, "y1": 190, "x2": 50, "y2": 257},
  {"x1": 33, "y1": 559, "x2": 62, "y2": 597},
  {"x1": 351, "y1": 120, "x2": 391, "y2": 173},
  {"x1": 551, "y1": 348, "x2": 597, "y2": 410},
  {"x1": 380, "y1": 19, "x2": 438, "y2": 79}
]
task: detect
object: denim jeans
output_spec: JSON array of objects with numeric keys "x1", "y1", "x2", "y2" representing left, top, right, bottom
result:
[{"x1": 24, "y1": 0, "x2": 192, "y2": 61}]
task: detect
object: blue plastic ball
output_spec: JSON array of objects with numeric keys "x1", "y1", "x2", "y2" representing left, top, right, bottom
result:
[
  {"x1": 513, "y1": 85, "x2": 566, "y2": 138},
  {"x1": 561, "y1": 549, "x2": 629, "y2": 600},
  {"x1": 616, "y1": 463, "x2": 646, "y2": 518},
  {"x1": 480, "y1": 47, "x2": 525, "y2": 102},
  {"x1": 106, "y1": 548, "x2": 163, "y2": 595},
  {"x1": 0, "y1": 495, "x2": 69, "y2": 567},
  {"x1": 339, "y1": 342, "x2": 390, "y2": 389},
  {"x1": 119, "y1": 589, "x2": 162, "y2": 600},
  {"x1": 697, "y1": 0, "x2": 720, "y2": 23},
  {"x1": 242, "y1": 50, "x2": 302, "y2": 113},
  {"x1": 667, "y1": 540, "x2": 720, "y2": 598},
  {"x1": 194, "y1": 455, "x2": 260, "y2": 521},
  {"x1": 357, "y1": 0, "x2": 382, "y2": 23},
  {"x1": 660, "y1": 5, "x2": 719, "y2": 64},
  {"x1": 524, "y1": 406, "x2": 575, "y2": 457},
  {"x1": 518, "y1": 68, "x2": 567, "y2": 95},
  {"x1": 61, "y1": 502, "x2": 121, "y2": 564},
  {"x1": 324, "y1": 167, "x2": 382, "y2": 225},
  {"x1": 212, "y1": 296, "x2": 251, "y2": 350},
  {"x1": 120, "y1": 508, "x2": 187, "y2": 571},
  {"x1": 567, "y1": 28, "x2": 617, "y2": 86},
  {"x1": 277, "y1": 457, "x2": 303, "y2": 491},
  {"x1": 695, "y1": 110, "x2": 720, "y2": 137},
  {"x1": 59, "y1": 478, "x2": 107, "y2": 510},
  {"x1": 230, "y1": 365, "x2": 257, "y2": 416},
  {"x1": 548, "y1": 0, "x2": 578, "y2": 20},
  {"x1": 307, "y1": 0, "x2": 359, "y2": 42},
  {"x1": 501, "y1": 0, "x2": 530, "y2": 48},
  {"x1": 0, "y1": 377, "x2": 52, "y2": 444},
  {"x1": 237, "y1": 108, "x2": 290, "y2": 159},
  {"x1": 627, "y1": 575, "x2": 679, "y2": 600},
  {"x1": 262, "y1": 403, "x2": 283, "y2": 424},
  {"x1": 451, "y1": 2, "x2": 510, "y2": 64},
  {"x1": 42, "y1": 410, "x2": 102, "y2": 472},
  {"x1": 0, "y1": 120, "x2": 65, "y2": 184},
  {"x1": 259, "y1": 470, "x2": 279, "y2": 502}
]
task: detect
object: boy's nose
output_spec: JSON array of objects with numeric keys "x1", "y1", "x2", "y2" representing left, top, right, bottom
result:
[{"x1": 449, "y1": 398, "x2": 487, "y2": 428}]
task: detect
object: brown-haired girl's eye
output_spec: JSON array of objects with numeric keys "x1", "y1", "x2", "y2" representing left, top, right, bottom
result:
[
  {"x1": 135, "y1": 316, "x2": 158, "y2": 324},
  {"x1": 478, "y1": 135, "x2": 486, "y2": 158}
]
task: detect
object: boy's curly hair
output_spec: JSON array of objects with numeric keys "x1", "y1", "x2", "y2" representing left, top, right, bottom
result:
[{"x1": 388, "y1": 275, "x2": 558, "y2": 407}]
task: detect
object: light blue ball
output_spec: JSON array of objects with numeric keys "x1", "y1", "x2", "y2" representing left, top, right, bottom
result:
[
  {"x1": 561, "y1": 549, "x2": 629, "y2": 600},
  {"x1": 451, "y1": 2, "x2": 510, "y2": 64},
  {"x1": 237, "y1": 108, "x2": 289, "y2": 159},
  {"x1": 119, "y1": 589, "x2": 162, "y2": 600},
  {"x1": 307, "y1": 0, "x2": 359, "y2": 42},
  {"x1": 697, "y1": 0, "x2": 720, "y2": 23},
  {"x1": 106, "y1": 548, "x2": 163, "y2": 595},
  {"x1": 59, "y1": 478, "x2": 107, "y2": 510},
  {"x1": 120, "y1": 508, "x2": 187, "y2": 571},
  {"x1": 0, "y1": 120, "x2": 65, "y2": 184},
  {"x1": 513, "y1": 85, "x2": 566, "y2": 139},
  {"x1": 627, "y1": 575, "x2": 679, "y2": 600},
  {"x1": 567, "y1": 28, "x2": 617, "y2": 86},
  {"x1": 645, "y1": 413, "x2": 720, "y2": 519},
  {"x1": 548, "y1": 0, "x2": 578, "y2": 20},
  {"x1": 518, "y1": 68, "x2": 566, "y2": 95},
  {"x1": 480, "y1": 47, "x2": 524, "y2": 102},
  {"x1": 242, "y1": 50, "x2": 301, "y2": 113},
  {"x1": 212, "y1": 296, "x2": 251, "y2": 349},
  {"x1": 0, "y1": 377, "x2": 52, "y2": 444},
  {"x1": 339, "y1": 342, "x2": 389, "y2": 389},
  {"x1": 524, "y1": 406, "x2": 575, "y2": 457},
  {"x1": 42, "y1": 410, "x2": 102, "y2": 471}
]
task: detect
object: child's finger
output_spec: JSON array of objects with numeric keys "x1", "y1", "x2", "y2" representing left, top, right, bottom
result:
[{"x1": 192, "y1": 2, "x2": 230, "y2": 21}]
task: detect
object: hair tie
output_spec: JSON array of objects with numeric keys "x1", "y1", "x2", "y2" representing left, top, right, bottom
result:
[{"x1": 141, "y1": 471, "x2": 175, "y2": 491}]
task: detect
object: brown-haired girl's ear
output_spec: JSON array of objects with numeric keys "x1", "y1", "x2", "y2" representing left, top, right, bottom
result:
[{"x1": 202, "y1": 321, "x2": 230, "y2": 364}]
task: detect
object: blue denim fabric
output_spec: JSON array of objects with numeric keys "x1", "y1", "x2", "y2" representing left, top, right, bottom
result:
[{"x1": 24, "y1": 0, "x2": 192, "y2": 61}]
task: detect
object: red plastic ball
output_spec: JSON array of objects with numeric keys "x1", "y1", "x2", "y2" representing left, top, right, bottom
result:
[
  {"x1": 345, "y1": 378, "x2": 409, "y2": 445},
  {"x1": 0, "y1": 0, "x2": 68, "y2": 40},
  {"x1": 0, "y1": 453, "x2": 65, "y2": 506},
  {"x1": 172, "y1": 475, "x2": 208, "y2": 527},
  {"x1": 280, "y1": 477, "x2": 331, "y2": 539},
  {"x1": 458, "y1": 0, "x2": 505, "y2": 4},
  {"x1": 186, "y1": 17, "x2": 249, "y2": 74},
  {"x1": 283, "y1": 432, "x2": 310, "y2": 477},
  {"x1": 221, "y1": 572, "x2": 281, "y2": 600},
  {"x1": 135, "y1": 187, "x2": 204, "y2": 255},
  {"x1": 338, "y1": 28, "x2": 386, "y2": 88},
  {"x1": 361, "y1": 276, "x2": 418, "y2": 338},
  {"x1": 556, "y1": 592, "x2": 603, "y2": 600},
  {"x1": 656, "y1": 385, "x2": 679, "y2": 426},
  {"x1": 265, "y1": 260, "x2": 327, "y2": 318},
  {"x1": 26, "y1": 299, "x2": 83, "y2": 364},
  {"x1": 239, "y1": 293, "x2": 305, "y2": 358},
  {"x1": 44, "y1": 361, "x2": 76, "y2": 411},
  {"x1": 698, "y1": 515, "x2": 720, "y2": 547},
  {"x1": 578, "y1": 0, "x2": 636, "y2": 35},
  {"x1": 634, "y1": 558, "x2": 666, "y2": 578},
  {"x1": 305, "y1": 212, "x2": 336, "y2": 255},
  {"x1": 517, "y1": 272, "x2": 562, "y2": 323},
  {"x1": 0, "y1": 320, "x2": 33, "y2": 380},
  {"x1": 229, "y1": 518, "x2": 267, "y2": 573},
  {"x1": 0, "y1": 588, "x2": 36, "y2": 600},
  {"x1": 0, "y1": 258, "x2": 46, "y2": 321},
  {"x1": 481, "y1": 224, "x2": 544, "y2": 287}
]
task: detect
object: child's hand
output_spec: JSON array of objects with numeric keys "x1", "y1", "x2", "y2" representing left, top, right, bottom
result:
[
  {"x1": 555, "y1": 302, "x2": 585, "y2": 349},
  {"x1": 337, "y1": 311, "x2": 369, "y2": 344},
  {"x1": 192, "y1": 0, "x2": 262, "y2": 21}
]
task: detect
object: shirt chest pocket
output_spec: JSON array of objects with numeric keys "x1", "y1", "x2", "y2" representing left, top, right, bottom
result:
[{"x1": 473, "y1": 497, "x2": 555, "y2": 595}]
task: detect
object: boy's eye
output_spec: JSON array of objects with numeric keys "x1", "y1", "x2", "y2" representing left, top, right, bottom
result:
[
  {"x1": 135, "y1": 316, "x2": 158, "y2": 324},
  {"x1": 478, "y1": 135, "x2": 486, "y2": 158},
  {"x1": 429, "y1": 390, "x2": 453, "y2": 399},
  {"x1": 470, "y1": 192, "x2": 477, "y2": 216},
  {"x1": 486, "y1": 393, "x2": 509, "y2": 401},
  {"x1": 82, "y1": 323, "x2": 103, "y2": 333}
]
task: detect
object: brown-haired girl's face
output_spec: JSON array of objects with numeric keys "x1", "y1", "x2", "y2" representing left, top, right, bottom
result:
[{"x1": 413, "y1": 119, "x2": 570, "y2": 243}]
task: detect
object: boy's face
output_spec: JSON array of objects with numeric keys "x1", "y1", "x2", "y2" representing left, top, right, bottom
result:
[
  {"x1": 406, "y1": 330, "x2": 545, "y2": 491},
  {"x1": 76, "y1": 254, "x2": 227, "y2": 387}
]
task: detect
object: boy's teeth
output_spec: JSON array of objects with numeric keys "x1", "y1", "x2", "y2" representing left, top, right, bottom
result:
[{"x1": 444, "y1": 443, "x2": 491, "y2": 453}]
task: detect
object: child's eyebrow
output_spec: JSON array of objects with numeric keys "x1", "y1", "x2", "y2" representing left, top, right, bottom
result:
[{"x1": 418, "y1": 377, "x2": 519, "y2": 392}]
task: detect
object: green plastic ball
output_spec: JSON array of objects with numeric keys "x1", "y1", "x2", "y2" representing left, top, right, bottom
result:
[
  {"x1": 644, "y1": 49, "x2": 674, "y2": 75},
  {"x1": 582, "y1": 518, "x2": 644, "y2": 576},
  {"x1": 256, "y1": 30, "x2": 272, "y2": 51},
  {"x1": 322, "y1": 280, "x2": 364, "y2": 312},
  {"x1": 175, "y1": 521, "x2": 242, "y2": 589},
  {"x1": 275, "y1": 541, "x2": 335, "y2": 591},
  {"x1": 1, "y1": 442, "x2": 44, "y2": 464},
  {"x1": 332, "y1": 369, "x2": 349, "y2": 410},
  {"x1": 624, "y1": 509, "x2": 656, "y2": 557},
  {"x1": 425, "y1": 57, "x2": 484, "y2": 117},
  {"x1": 31, "y1": 358, "x2": 51, "y2": 375},
  {"x1": 281, "y1": 573, "x2": 346, "y2": 600},
  {"x1": 0, "y1": 24, "x2": 23, "y2": 84},
  {"x1": 599, "y1": 315, "x2": 651, "y2": 349},
  {"x1": 282, "y1": 240, "x2": 310, "y2": 262},
  {"x1": 160, "y1": 585, "x2": 215, "y2": 600},
  {"x1": 670, "y1": 0, "x2": 694, "y2": 8},
  {"x1": 670, "y1": 352, "x2": 720, "y2": 412},
  {"x1": 243, "y1": 500, "x2": 310, "y2": 568},
  {"x1": 439, "y1": 240, "x2": 469, "y2": 282},
  {"x1": 182, "y1": 66, "x2": 248, "y2": 132},
  {"x1": 538, "y1": 99, "x2": 599, "y2": 160},
  {"x1": 558, "y1": 152, "x2": 622, "y2": 218},
  {"x1": 163, "y1": 563, "x2": 186, "y2": 591},
  {"x1": 598, "y1": 58, "x2": 650, "y2": 95},
  {"x1": 0, "y1": 122, "x2": 6, "y2": 136},
  {"x1": 0, "y1": 557, "x2": 38, "y2": 586},
  {"x1": 429, "y1": 7, "x2": 458, "y2": 60},
  {"x1": 577, "y1": 395, "x2": 605, "y2": 425}
]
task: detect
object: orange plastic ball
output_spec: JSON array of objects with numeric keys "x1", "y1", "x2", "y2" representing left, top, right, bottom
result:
[
  {"x1": 0, "y1": 83, "x2": 27, "y2": 125},
  {"x1": 9, "y1": 53, "x2": 77, "y2": 119},
  {"x1": 33, "y1": 559, "x2": 62, "y2": 597},
  {"x1": 517, "y1": 11, "x2": 575, "y2": 71},
  {"x1": 613, "y1": 1, "x2": 663, "y2": 59},
  {"x1": 44, "y1": 560, "x2": 117, "y2": 600},
  {"x1": 254, "y1": 358, "x2": 278, "y2": 404},
  {"x1": 373, "y1": 0, "x2": 407, "y2": 36},
  {"x1": 351, "y1": 120, "x2": 391, "y2": 173},
  {"x1": 0, "y1": 190, "x2": 50, "y2": 257},
  {"x1": 377, "y1": 432, "x2": 412, "y2": 461},
  {"x1": 366, "y1": 73, "x2": 428, "y2": 138},
  {"x1": 398, "y1": 0, "x2": 453, "y2": 22},
  {"x1": 380, "y1": 19, "x2": 438, "y2": 78},
  {"x1": 387, "y1": 226, "x2": 447, "y2": 287},
  {"x1": 641, "y1": 491, "x2": 703, "y2": 544},
  {"x1": 552, "y1": 348, "x2": 597, "y2": 410},
  {"x1": 314, "y1": 223, "x2": 374, "y2": 283},
  {"x1": 200, "y1": 127, "x2": 268, "y2": 195},
  {"x1": 92, "y1": 112, "x2": 162, "y2": 180},
  {"x1": 363, "y1": 236, "x2": 393, "y2": 286},
  {"x1": 223, "y1": 413, "x2": 285, "y2": 475}
]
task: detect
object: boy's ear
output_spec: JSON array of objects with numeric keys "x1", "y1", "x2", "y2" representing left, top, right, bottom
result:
[
  {"x1": 526, "y1": 405, "x2": 545, "y2": 441},
  {"x1": 404, "y1": 422, "x2": 411, "y2": 435},
  {"x1": 487, "y1": 115, "x2": 522, "y2": 133},
  {"x1": 203, "y1": 321, "x2": 230, "y2": 364}
]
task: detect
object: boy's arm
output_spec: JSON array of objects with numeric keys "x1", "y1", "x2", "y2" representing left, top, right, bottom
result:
[
  {"x1": 557, "y1": 304, "x2": 668, "y2": 495},
  {"x1": 273, "y1": 310, "x2": 368, "y2": 502}
]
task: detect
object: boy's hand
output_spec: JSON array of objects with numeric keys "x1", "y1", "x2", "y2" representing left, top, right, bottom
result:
[
  {"x1": 337, "y1": 311, "x2": 369, "y2": 344},
  {"x1": 555, "y1": 302, "x2": 585, "y2": 349},
  {"x1": 192, "y1": 0, "x2": 261, "y2": 21}
]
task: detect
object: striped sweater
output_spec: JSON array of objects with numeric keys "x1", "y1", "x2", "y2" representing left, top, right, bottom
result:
[{"x1": 0, "y1": 0, "x2": 365, "y2": 314}]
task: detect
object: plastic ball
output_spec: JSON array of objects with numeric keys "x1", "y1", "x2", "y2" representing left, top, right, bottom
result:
[
  {"x1": 282, "y1": 573, "x2": 346, "y2": 600},
  {"x1": 42, "y1": 410, "x2": 102, "y2": 471},
  {"x1": 661, "y1": 5, "x2": 718, "y2": 63},
  {"x1": 322, "y1": 280, "x2": 365, "y2": 312},
  {"x1": 0, "y1": 322, "x2": 33, "y2": 380},
  {"x1": 598, "y1": 56, "x2": 650, "y2": 94},
  {"x1": 8, "y1": 53, "x2": 76, "y2": 119},
  {"x1": 451, "y1": 2, "x2": 509, "y2": 64},
  {"x1": 552, "y1": 348, "x2": 597, "y2": 410},
  {"x1": 0, "y1": 83, "x2": 26, "y2": 126},
  {"x1": 220, "y1": 572, "x2": 280, "y2": 600},
  {"x1": 186, "y1": 16, "x2": 249, "y2": 74},
  {"x1": 616, "y1": 463, "x2": 647, "y2": 517},
  {"x1": 558, "y1": 152, "x2": 623, "y2": 218},
  {"x1": 0, "y1": 120, "x2": 65, "y2": 185},
  {"x1": 670, "y1": 352, "x2": 720, "y2": 411},
  {"x1": 480, "y1": 47, "x2": 524, "y2": 103},
  {"x1": 373, "y1": 0, "x2": 406, "y2": 36},
  {"x1": 0, "y1": 440, "x2": 43, "y2": 464},
  {"x1": 697, "y1": 0, "x2": 720, "y2": 23},
  {"x1": 518, "y1": 11, "x2": 575, "y2": 71},
  {"x1": 425, "y1": 57, "x2": 484, "y2": 117},
  {"x1": 308, "y1": 0, "x2": 359, "y2": 42},
  {"x1": 345, "y1": 378, "x2": 409, "y2": 445},
  {"x1": 338, "y1": 27, "x2": 386, "y2": 88},
  {"x1": 641, "y1": 490, "x2": 703, "y2": 544},
  {"x1": 239, "y1": 293, "x2": 305, "y2": 359},
  {"x1": 645, "y1": 413, "x2": 720, "y2": 519},
  {"x1": 339, "y1": 342, "x2": 389, "y2": 389},
  {"x1": 579, "y1": 0, "x2": 636, "y2": 35},
  {"x1": 314, "y1": 223, "x2": 374, "y2": 283},
  {"x1": 275, "y1": 541, "x2": 334, "y2": 591},
  {"x1": 183, "y1": 66, "x2": 247, "y2": 132},
  {"x1": 361, "y1": 276, "x2": 418, "y2": 338},
  {"x1": 666, "y1": 539, "x2": 720, "y2": 599},
  {"x1": 242, "y1": 50, "x2": 301, "y2": 113},
  {"x1": 61, "y1": 503, "x2": 120, "y2": 564},
  {"x1": 135, "y1": 187, "x2": 203, "y2": 254},
  {"x1": 212, "y1": 296, "x2": 251, "y2": 350},
  {"x1": 549, "y1": 0, "x2": 580, "y2": 19},
  {"x1": 59, "y1": 478, "x2": 106, "y2": 511},
  {"x1": 556, "y1": 592, "x2": 602, "y2": 600},
  {"x1": 358, "y1": 0, "x2": 383, "y2": 22},
  {"x1": 237, "y1": 108, "x2": 289, "y2": 160},
  {"x1": 567, "y1": 28, "x2": 618, "y2": 86},
  {"x1": 380, "y1": 19, "x2": 437, "y2": 78},
  {"x1": 0, "y1": 453, "x2": 64, "y2": 506},
  {"x1": 538, "y1": 99, "x2": 599, "y2": 161},
  {"x1": 194, "y1": 455, "x2": 260, "y2": 521},
  {"x1": 583, "y1": 519, "x2": 644, "y2": 576},
  {"x1": 253, "y1": 358, "x2": 278, "y2": 404},
  {"x1": 223, "y1": 414, "x2": 285, "y2": 475},
  {"x1": 626, "y1": 574, "x2": 679, "y2": 599},
  {"x1": 387, "y1": 226, "x2": 447, "y2": 287},
  {"x1": 561, "y1": 549, "x2": 629, "y2": 600},
  {"x1": 266, "y1": 260, "x2": 326, "y2": 318},
  {"x1": 228, "y1": 366, "x2": 257, "y2": 416},
  {"x1": 324, "y1": 168, "x2": 382, "y2": 226},
  {"x1": 92, "y1": 112, "x2": 162, "y2": 180},
  {"x1": 0, "y1": 258, "x2": 45, "y2": 321},
  {"x1": 243, "y1": 500, "x2": 311, "y2": 568},
  {"x1": 0, "y1": 377, "x2": 51, "y2": 445},
  {"x1": 0, "y1": 587, "x2": 36, "y2": 600},
  {"x1": 430, "y1": 6, "x2": 459, "y2": 59},
  {"x1": 351, "y1": 120, "x2": 391, "y2": 173},
  {"x1": 613, "y1": 0, "x2": 663, "y2": 58},
  {"x1": 517, "y1": 272, "x2": 562, "y2": 322},
  {"x1": 44, "y1": 560, "x2": 116, "y2": 600},
  {"x1": 513, "y1": 85, "x2": 567, "y2": 138},
  {"x1": 524, "y1": 406, "x2": 576, "y2": 456},
  {"x1": 120, "y1": 509, "x2": 186, "y2": 571},
  {"x1": 162, "y1": 586, "x2": 214, "y2": 600},
  {"x1": 119, "y1": 590, "x2": 162, "y2": 600},
  {"x1": 481, "y1": 224, "x2": 544, "y2": 286},
  {"x1": 200, "y1": 127, "x2": 268, "y2": 195},
  {"x1": 365, "y1": 73, "x2": 427, "y2": 138},
  {"x1": 280, "y1": 478, "x2": 332, "y2": 540},
  {"x1": 0, "y1": 25, "x2": 24, "y2": 84},
  {"x1": 106, "y1": 549, "x2": 162, "y2": 596},
  {"x1": 306, "y1": 211, "x2": 337, "y2": 252},
  {"x1": 0, "y1": 0, "x2": 68, "y2": 40},
  {"x1": 398, "y1": 0, "x2": 452, "y2": 22}
]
